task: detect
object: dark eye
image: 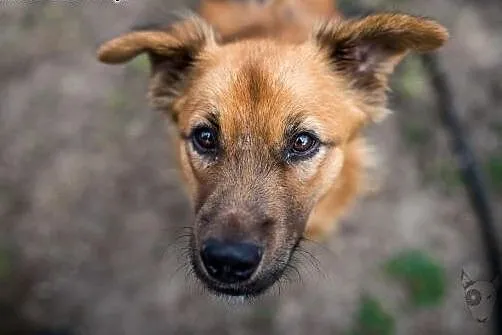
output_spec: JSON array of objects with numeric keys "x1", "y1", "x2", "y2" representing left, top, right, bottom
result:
[
  {"x1": 287, "y1": 132, "x2": 320, "y2": 160},
  {"x1": 293, "y1": 133, "x2": 316, "y2": 153},
  {"x1": 465, "y1": 288, "x2": 482, "y2": 306},
  {"x1": 191, "y1": 126, "x2": 218, "y2": 154}
]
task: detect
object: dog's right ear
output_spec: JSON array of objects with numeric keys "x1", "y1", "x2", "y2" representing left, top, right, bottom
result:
[{"x1": 97, "y1": 17, "x2": 217, "y2": 117}]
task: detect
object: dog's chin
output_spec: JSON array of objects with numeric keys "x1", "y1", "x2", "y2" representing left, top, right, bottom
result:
[
  {"x1": 190, "y1": 259, "x2": 288, "y2": 298},
  {"x1": 200, "y1": 279, "x2": 277, "y2": 298}
]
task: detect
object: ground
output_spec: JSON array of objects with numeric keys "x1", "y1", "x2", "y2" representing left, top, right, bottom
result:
[{"x1": 0, "y1": 0, "x2": 501, "y2": 334}]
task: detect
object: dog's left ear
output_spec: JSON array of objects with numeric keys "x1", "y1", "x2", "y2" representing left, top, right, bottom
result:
[
  {"x1": 461, "y1": 269, "x2": 475, "y2": 289},
  {"x1": 97, "y1": 17, "x2": 218, "y2": 117},
  {"x1": 314, "y1": 13, "x2": 448, "y2": 120}
]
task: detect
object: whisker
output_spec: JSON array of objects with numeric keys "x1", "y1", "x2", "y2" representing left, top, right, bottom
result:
[
  {"x1": 295, "y1": 248, "x2": 322, "y2": 274},
  {"x1": 295, "y1": 241, "x2": 328, "y2": 280},
  {"x1": 183, "y1": 265, "x2": 203, "y2": 297},
  {"x1": 300, "y1": 236, "x2": 337, "y2": 257},
  {"x1": 166, "y1": 260, "x2": 191, "y2": 284},
  {"x1": 285, "y1": 263, "x2": 303, "y2": 285},
  {"x1": 156, "y1": 226, "x2": 194, "y2": 262}
]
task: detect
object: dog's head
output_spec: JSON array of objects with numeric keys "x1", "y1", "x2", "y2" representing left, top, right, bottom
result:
[
  {"x1": 97, "y1": 14, "x2": 448, "y2": 296},
  {"x1": 461, "y1": 269, "x2": 499, "y2": 323}
]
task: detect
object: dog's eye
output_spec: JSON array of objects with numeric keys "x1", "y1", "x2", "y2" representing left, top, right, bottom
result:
[
  {"x1": 465, "y1": 288, "x2": 482, "y2": 306},
  {"x1": 191, "y1": 126, "x2": 218, "y2": 154},
  {"x1": 293, "y1": 133, "x2": 316, "y2": 153},
  {"x1": 286, "y1": 132, "x2": 320, "y2": 161}
]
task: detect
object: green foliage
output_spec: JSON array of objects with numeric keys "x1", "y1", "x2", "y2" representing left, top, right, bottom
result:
[
  {"x1": 347, "y1": 249, "x2": 447, "y2": 334},
  {"x1": 395, "y1": 56, "x2": 427, "y2": 99},
  {"x1": 348, "y1": 295, "x2": 395, "y2": 335},
  {"x1": 384, "y1": 250, "x2": 446, "y2": 308},
  {"x1": 485, "y1": 154, "x2": 502, "y2": 192},
  {"x1": 128, "y1": 54, "x2": 150, "y2": 74},
  {"x1": 106, "y1": 90, "x2": 128, "y2": 112},
  {"x1": 402, "y1": 123, "x2": 430, "y2": 147},
  {"x1": 424, "y1": 162, "x2": 463, "y2": 192}
]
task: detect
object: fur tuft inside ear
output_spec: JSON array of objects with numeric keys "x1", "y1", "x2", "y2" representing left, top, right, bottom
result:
[{"x1": 313, "y1": 13, "x2": 448, "y2": 109}]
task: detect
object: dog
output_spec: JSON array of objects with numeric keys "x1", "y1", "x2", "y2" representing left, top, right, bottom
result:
[
  {"x1": 461, "y1": 269, "x2": 499, "y2": 323},
  {"x1": 96, "y1": 0, "x2": 448, "y2": 297}
]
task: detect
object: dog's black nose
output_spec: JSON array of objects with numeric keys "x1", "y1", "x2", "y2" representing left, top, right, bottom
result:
[{"x1": 200, "y1": 238, "x2": 262, "y2": 283}]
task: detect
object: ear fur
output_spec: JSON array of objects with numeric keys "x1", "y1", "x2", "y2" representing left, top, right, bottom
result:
[
  {"x1": 313, "y1": 13, "x2": 448, "y2": 119},
  {"x1": 97, "y1": 16, "x2": 216, "y2": 64},
  {"x1": 461, "y1": 269, "x2": 475, "y2": 289},
  {"x1": 97, "y1": 17, "x2": 217, "y2": 116}
]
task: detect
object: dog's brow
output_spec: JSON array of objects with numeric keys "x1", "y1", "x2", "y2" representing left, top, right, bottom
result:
[
  {"x1": 205, "y1": 111, "x2": 220, "y2": 128},
  {"x1": 284, "y1": 116, "x2": 305, "y2": 140},
  {"x1": 284, "y1": 113, "x2": 338, "y2": 146},
  {"x1": 180, "y1": 110, "x2": 220, "y2": 139},
  {"x1": 191, "y1": 110, "x2": 220, "y2": 128}
]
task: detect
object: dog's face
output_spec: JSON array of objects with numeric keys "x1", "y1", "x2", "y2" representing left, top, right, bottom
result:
[
  {"x1": 173, "y1": 41, "x2": 365, "y2": 295},
  {"x1": 461, "y1": 270, "x2": 499, "y2": 323},
  {"x1": 98, "y1": 14, "x2": 447, "y2": 296}
]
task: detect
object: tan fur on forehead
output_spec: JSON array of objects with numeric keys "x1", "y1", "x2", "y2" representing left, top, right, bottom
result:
[{"x1": 177, "y1": 40, "x2": 368, "y2": 144}]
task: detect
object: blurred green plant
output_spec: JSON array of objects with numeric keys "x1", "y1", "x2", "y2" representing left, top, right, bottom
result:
[
  {"x1": 384, "y1": 249, "x2": 446, "y2": 308},
  {"x1": 402, "y1": 123, "x2": 430, "y2": 147},
  {"x1": 128, "y1": 54, "x2": 150, "y2": 74},
  {"x1": 347, "y1": 249, "x2": 446, "y2": 334},
  {"x1": 348, "y1": 294, "x2": 395, "y2": 335},
  {"x1": 424, "y1": 162, "x2": 463, "y2": 193},
  {"x1": 394, "y1": 56, "x2": 427, "y2": 100},
  {"x1": 106, "y1": 90, "x2": 129, "y2": 112},
  {"x1": 485, "y1": 154, "x2": 502, "y2": 192}
]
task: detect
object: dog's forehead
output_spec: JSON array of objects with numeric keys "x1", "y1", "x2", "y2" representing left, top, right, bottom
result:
[
  {"x1": 208, "y1": 42, "x2": 312, "y2": 141},
  {"x1": 184, "y1": 40, "x2": 364, "y2": 142}
]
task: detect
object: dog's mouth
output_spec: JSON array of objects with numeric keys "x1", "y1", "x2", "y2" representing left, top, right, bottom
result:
[
  {"x1": 189, "y1": 238, "x2": 299, "y2": 297},
  {"x1": 191, "y1": 262, "x2": 288, "y2": 297}
]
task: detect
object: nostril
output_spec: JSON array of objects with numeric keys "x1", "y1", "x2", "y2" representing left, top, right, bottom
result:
[{"x1": 200, "y1": 238, "x2": 262, "y2": 283}]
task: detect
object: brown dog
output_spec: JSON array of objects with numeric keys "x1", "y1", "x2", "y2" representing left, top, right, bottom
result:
[{"x1": 97, "y1": 0, "x2": 448, "y2": 296}]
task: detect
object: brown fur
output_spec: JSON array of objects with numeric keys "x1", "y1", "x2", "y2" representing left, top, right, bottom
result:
[{"x1": 96, "y1": 0, "x2": 448, "y2": 296}]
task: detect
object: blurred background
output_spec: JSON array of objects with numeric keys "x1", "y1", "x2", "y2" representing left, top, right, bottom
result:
[{"x1": 1, "y1": 0, "x2": 501, "y2": 334}]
